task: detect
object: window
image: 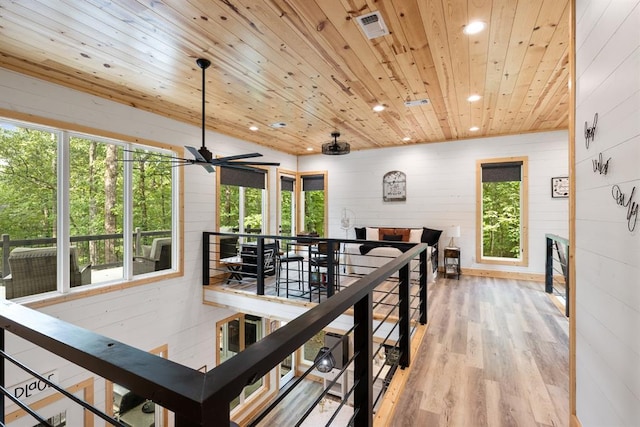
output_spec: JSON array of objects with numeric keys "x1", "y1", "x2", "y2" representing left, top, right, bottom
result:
[
  {"x1": 277, "y1": 171, "x2": 296, "y2": 236},
  {"x1": 0, "y1": 117, "x2": 179, "y2": 300},
  {"x1": 476, "y1": 157, "x2": 528, "y2": 266},
  {"x1": 217, "y1": 314, "x2": 266, "y2": 411},
  {"x1": 218, "y1": 167, "x2": 268, "y2": 236},
  {"x1": 299, "y1": 173, "x2": 326, "y2": 236}
]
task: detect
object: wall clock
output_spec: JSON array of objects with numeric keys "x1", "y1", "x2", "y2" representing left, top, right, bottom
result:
[{"x1": 383, "y1": 170, "x2": 407, "y2": 201}]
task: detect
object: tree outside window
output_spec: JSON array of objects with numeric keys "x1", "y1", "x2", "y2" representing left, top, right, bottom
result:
[{"x1": 477, "y1": 158, "x2": 528, "y2": 266}]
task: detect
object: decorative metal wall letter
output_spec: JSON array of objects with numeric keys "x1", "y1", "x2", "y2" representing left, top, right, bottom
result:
[
  {"x1": 584, "y1": 112, "x2": 598, "y2": 149},
  {"x1": 383, "y1": 170, "x2": 407, "y2": 201},
  {"x1": 551, "y1": 176, "x2": 569, "y2": 198}
]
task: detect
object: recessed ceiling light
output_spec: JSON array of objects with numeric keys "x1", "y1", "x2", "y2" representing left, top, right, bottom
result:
[
  {"x1": 463, "y1": 21, "x2": 486, "y2": 35},
  {"x1": 469, "y1": 126, "x2": 480, "y2": 132},
  {"x1": 402, "y1": 137, "x2": 411, "y2": 141},
  {"x1": 467, "y1": 94, "x2": 482, "y2": 102},
  {"x1": 373, "y1": 104, "x2": 386, "y2": 112},
  {"x1": 306, "y1": 147, "x2": 314, "y2": 151},
  {"x1": 249, "y1": 125, "x2": 259, "y2": 131}
]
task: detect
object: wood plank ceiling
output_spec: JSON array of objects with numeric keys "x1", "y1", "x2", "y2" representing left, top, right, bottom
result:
[{"x1": 0, "y1": 0, "x2": 570, "y2": 156}]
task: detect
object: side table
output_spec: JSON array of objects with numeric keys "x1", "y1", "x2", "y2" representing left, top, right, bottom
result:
[{"x1": 443, "y1": 247, "x2": 460, "y2": 279}]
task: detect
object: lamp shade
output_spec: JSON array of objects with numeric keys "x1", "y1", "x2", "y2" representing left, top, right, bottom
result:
[
  {"x1": 448, "y1": 225, "x2": 461, "y2": 238},
  {"x1": 314, "y1": 346, "x2": 336, "y2": 373}
]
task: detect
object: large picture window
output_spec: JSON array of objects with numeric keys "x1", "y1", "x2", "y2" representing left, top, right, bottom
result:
[
  {"x1": 218, "y1": 167, "x2": 267, "y2": 236},
  {"x1": 0, "y1": 117, "x2": 179, "y2": 300},
  {"x1": 476, "y1": 157, "x2": 528, "y2": 266}
]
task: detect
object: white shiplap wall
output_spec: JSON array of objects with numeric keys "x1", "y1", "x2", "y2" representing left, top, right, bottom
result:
[
  {"x1": 0, "y1": 68, "x2": 296, "y2": 421},
  {"x1": 299, "y1": 131, "x2": 569, "y2": 275},
  {"x1": 575, "y1": 0, "x2": 640, "y2": 425}
]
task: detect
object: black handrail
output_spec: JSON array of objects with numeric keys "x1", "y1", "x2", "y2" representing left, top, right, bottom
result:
[{"x1": 0, "y1": 239, "x2": 428, "y2": 426}]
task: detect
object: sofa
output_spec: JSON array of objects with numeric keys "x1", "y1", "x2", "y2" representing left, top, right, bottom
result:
[
  {"x1": 344, "y1": 227, "x2": 442, "y2": 282},
  {"x1": 3, "y1": 246, "x2": 91, "y2": 299}
]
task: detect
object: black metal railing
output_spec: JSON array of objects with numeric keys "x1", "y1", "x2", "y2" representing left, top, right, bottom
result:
[
  {"x1": 203, "y1": 232, "x2": 437, "y2": 305},
  {"x1": 0, "y1": 238, "x2": 429, "y2": 426},
  {"x1": 545, "y1": 234, "x2": 569, "y2": 316}
]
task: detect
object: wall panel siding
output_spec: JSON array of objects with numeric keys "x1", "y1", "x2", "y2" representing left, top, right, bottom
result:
[
  {"x1": 575, "y1": 0, "x2": 640, "y2": 425},
  {"x1": 0, "y1": 67, "x2": 297, "y2": 419},
  {"x1": 299, "y1": 131, "x2": 569, "y2": 274}
]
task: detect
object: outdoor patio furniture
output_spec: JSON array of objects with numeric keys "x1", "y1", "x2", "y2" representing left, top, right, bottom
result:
[
  {"x1": 2, "y1": 246, "x2": 91, "y2": 299},
  {"x1": 133, "y1": 237, "x2": 171, "y2": 275}
]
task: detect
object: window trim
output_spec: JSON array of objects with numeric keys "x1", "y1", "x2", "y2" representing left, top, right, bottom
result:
[
  {"x1": 297, "y1": 171, "x2": 328, "y2": 236},
  {"x1": 475, "y1": 156, "x2": 529, "y2": 267},
  {"x1": 0, "y1": 108, "x2": 184, "y2": 307}
]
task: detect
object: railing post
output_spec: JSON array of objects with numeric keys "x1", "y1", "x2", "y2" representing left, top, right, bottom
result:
[
  {"x1": 256, "y1": 238, "x2": 265, "y2": 295},
  {"x1": 2, "y1": 234, "x2": 9, "y2": 279},
  {"x1": 135, "y1": 226, "x2": 142, "y2": 256},
  {"x1": 1, "y1": 327, "x2": 5, "y2": 424},
  {"x1": 203, "y1": 232, "x2": 210, "y2": 286},
  {"x1": 326, "y1": 240, "x2": 335, "y2": 297},
  {"x1": 545, "y1": 237, "x2": 553, "y2": 293},
  {"x1": 419, "y1": 249, "x2": 427, "y2": 324},
  {"x1": 353, "y1": 293, "x2": 373, "y2": 427},
  {"x1": 398, "y1": 264, "x2": 410, "y2": 368}
]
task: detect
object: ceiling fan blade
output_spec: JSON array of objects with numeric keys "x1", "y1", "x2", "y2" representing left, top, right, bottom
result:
[
  {"x1": 185, "y1": 146, "x2": 214, "y2": 173},
  {"x1": 210, "y1": 152, "x2": 263, "y2": 163},
  {"x1": 219, "y1": 160, "x2": 281, "y2": 166}
]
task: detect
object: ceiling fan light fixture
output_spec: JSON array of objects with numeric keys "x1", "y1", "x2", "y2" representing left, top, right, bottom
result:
[{"x1": 322, "y1": 131, "x2": 350, "y2": 155}]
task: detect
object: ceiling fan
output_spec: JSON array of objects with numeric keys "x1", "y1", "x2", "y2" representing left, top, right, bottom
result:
[
  {"x1": 322, "y1": 131, "x2": 350, "y2": 155},
  {"x1": 182, "y1": 58, "x2": 280, "y2": 173}
]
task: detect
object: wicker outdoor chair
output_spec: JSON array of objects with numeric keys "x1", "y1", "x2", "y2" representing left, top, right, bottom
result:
[
  {"x1": 133, "y1": 237, "x2": 172, "y2": 275},
  {"x1": 2, "y1": 247, "x2": 91, "y2": 299}
]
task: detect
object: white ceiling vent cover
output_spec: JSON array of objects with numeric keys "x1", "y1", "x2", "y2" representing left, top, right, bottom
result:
[{"x1": 356, "y1": 11, "x2": 389, "y2": 39}]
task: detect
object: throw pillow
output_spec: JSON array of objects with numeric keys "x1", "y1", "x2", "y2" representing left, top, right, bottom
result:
[
  {"x1": 382, "y1": 234, "x2": 403, "y2": 241},
  {"x1": 396, "y1": 228, "x2": 411, "y2": 242},
  {"x1": 366, "y1": 227, "x2": 379, "y2": 240},
  {"x1": 378, "y1": 228, "x2": 395, "y2": 240},
  {"x1": 409, "y1": 229, "x2": 422, "y2": 243},
  {"x1": 421, "y1": 227, "x2": 443, "y2": 246},
  {"x1": 354, "y1": 227, "x2": 366, "y2": 240}
]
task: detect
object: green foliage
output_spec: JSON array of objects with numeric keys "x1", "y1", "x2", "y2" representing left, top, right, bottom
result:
[
  {"x1": 0, "y1": 124, "x2": 173, "y2": 268},
  {"x1": 0, "y1": 126, "x2": 57, "y2": 239},
  {"x1": 482, "y1": 181, "x2": 521, "y2": 258},
  {"x1": 304, "y1": 190, "x2": 325, "y2": 236}
]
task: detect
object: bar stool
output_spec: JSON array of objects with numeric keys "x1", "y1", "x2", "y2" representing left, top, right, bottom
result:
[{"x1": 276, "y1": 241, "x2": 304, "y2": 297}]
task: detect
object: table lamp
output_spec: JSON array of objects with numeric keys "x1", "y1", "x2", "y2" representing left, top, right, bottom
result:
[{"x1": 448, "y1": 225, "x2": 460, "y2": 248}]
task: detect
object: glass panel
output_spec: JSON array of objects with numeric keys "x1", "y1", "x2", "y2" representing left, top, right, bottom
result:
[
  {"x1": 279, "y1": 176, "x2": 295, "y2": 236},
  {"x1": 220, "y1": 184, "x2": 240, "y2": 232},
  {"x1": 0, "y1": 122, "x2": 58, "y2": 299},
  {"x1": 244, "y1": 187, "x2": 263, "y2": 234},
  {"x1": 482, "y1": 180, "x2": 521, "y2": 259},
  {"x1": 70, "y1": 137, "x2": 123, "y2": 285},
  {"x1": 132, "y1": 147, "x2": 173, "y2": 276},
  {"x1": 303, "y1": 189, "x2": 325, "y2": 236}
]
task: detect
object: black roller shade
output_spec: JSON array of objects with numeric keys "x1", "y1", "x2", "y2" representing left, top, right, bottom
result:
[
  {"x1": 302, "y1": 174, "x2": 324, "y2": 191},
  {"x1": 281, "y1": 176, "x2": 295, "y2": 192},
  {"x1": 220, "y1": 167, "x2": 266, "y2": 189},
  {"x1": 481, "y1": 161, "x2": 523, "y2": 182}
]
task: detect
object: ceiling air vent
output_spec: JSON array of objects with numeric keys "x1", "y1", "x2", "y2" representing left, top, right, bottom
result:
[
  {"x1": 404, "y1": 99, "x2": 430, "y2": 107},
  {"x1": 356, "y1": 11, "x2": 389, "y2": 39}
]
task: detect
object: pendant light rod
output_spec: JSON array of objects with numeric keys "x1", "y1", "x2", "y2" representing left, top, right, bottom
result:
[{"x1": 196, "y1": 58, "x2": 211, "y2": 151}]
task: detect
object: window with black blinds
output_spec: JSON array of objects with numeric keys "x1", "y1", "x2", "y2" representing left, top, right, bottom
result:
[
  {"x1": 220, "y1": 167, "x2": 266, "y2": 189},
  {"x1": 481, "y1": 161, "x2": 523, "y2": 183},
  {"x1": 301, "y1": 174, "x2": 324, "y2": 191},
  {"x1": 280, "y1": 176, "x2": 295, "y2": 192}
]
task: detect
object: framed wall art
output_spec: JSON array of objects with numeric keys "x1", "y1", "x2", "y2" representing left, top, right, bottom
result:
[
  {"x1": 551, "y1": 176, "x2": 569, "y2": 198},
  {"x1": 383, "y1": 170, "x2": 406, "y2": 201}
]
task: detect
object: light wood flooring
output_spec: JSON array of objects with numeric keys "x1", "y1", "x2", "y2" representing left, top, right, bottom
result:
[{"x1": 389, "y1": 275, "x2": 569, "y2": 427}]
